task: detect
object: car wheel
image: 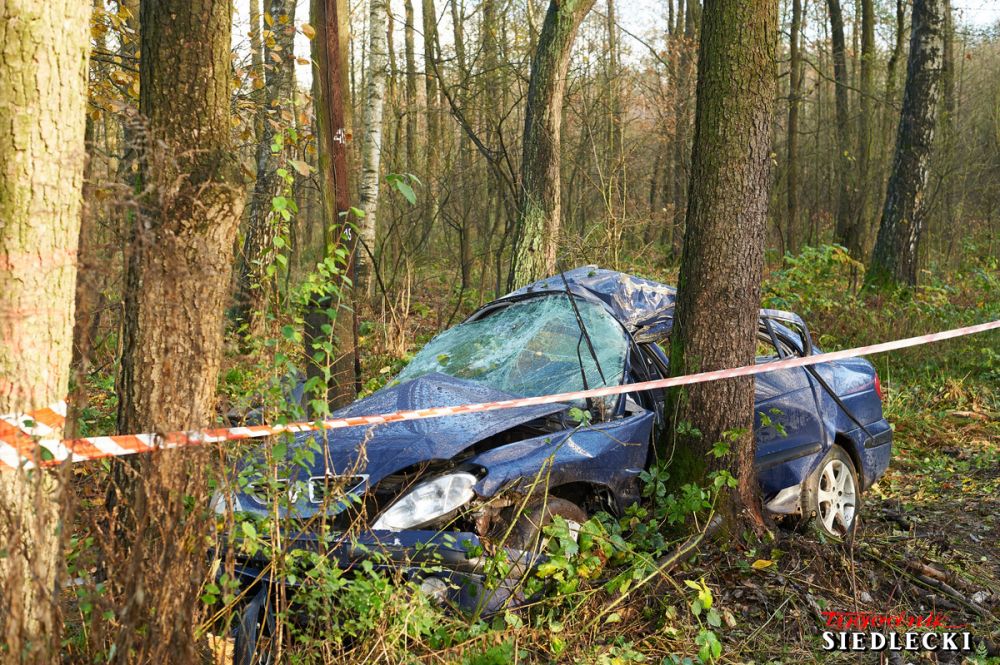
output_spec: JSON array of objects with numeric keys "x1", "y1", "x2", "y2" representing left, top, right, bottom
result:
[
  {"x1": 233, "y1": 586, "x2": 275, "y2": 665},
  {"x1": 801, "y1": 445, "x2": 860, "y2": 539},
  {"x1": 504, "y1": 497, "x2": 587, "y2": 554}
]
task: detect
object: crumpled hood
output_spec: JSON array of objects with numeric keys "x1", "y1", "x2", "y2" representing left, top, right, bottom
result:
[{"x1": 269, "y1": 373, "x2": 567, "y2": 483}]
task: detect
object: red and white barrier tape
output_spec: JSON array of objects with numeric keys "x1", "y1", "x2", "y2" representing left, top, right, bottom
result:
[{"x1": 2, "y1": 319, "x2": 998, "y2": 471}]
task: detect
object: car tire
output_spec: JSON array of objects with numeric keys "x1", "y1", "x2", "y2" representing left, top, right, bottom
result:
[
  {"x1": 504, "y1": 497, "x2": 587, "y2": 553},
  {"x1": 800, "y1": 445, "x2": 861, "y2": 539},
  {"x1": 233, "y1": 586, "x2": 276, "y2": 665}
]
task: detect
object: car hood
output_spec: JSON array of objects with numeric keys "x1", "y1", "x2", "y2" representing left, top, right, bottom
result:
[{"x1": 252, "y1": 373, "x2": 568, "y2": 485}]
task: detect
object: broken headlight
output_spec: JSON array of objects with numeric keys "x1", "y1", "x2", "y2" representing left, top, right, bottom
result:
[{"x1": 371, "y1": 472, "x2": 477, "y2": 531}]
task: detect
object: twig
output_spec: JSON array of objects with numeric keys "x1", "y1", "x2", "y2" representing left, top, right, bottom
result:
[{"x1": 584, "y1": 513, "x2": 723, "y2": 632}]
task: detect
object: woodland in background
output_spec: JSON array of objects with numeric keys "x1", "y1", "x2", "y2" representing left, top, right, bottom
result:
[{"x1": 76, "y1": 0, "x2": 1000, "y2": 375}]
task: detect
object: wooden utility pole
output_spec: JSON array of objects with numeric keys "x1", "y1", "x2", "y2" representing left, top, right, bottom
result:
[{"x1": 306, "y1": 0, "x2": 358, "y2": 409}]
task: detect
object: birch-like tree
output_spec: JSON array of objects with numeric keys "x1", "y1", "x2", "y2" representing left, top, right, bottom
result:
[{"x1": 357, "y1": 0, "x2": 390, "y2": 295}]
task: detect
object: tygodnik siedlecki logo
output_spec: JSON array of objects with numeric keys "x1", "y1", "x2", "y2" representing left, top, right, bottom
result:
[{"x1": 821, "y1": 611, "x2": 975, "y2": 653}]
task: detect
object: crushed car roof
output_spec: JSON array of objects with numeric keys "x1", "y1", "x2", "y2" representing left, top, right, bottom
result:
[{"x1": 501, "y1": 266, "x2": 677, "y2": 342}]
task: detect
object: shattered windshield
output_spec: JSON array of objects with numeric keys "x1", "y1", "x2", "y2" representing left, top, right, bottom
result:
[{"x1": 396, "y1": 295, "x2": 629, "y2": 406}]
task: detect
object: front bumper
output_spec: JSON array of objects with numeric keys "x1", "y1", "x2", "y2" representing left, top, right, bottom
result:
[{"x1": 226, "y1": 528, "x2": 539, "y2": 616}]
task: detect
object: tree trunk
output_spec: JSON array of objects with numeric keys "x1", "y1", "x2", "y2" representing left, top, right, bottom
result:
[
  {"x1": 786, "y1": 0, "x2": 803, "y2": 254},
  {"x1": 236, "y1": 0, "x2": 298, "y2": 335},
  {"x1": 421, "y1": 0, "x2": 441, "y2": 231},
  {"x1": 605, "y1": 0, "x2": 625, "y2": 223},
  {"x1": 866, "y1": 0, "x2": 945, "y2": 288},
  {"x1": 357, "y1": 0, "x2": 389, "y2": 298},
  {"x1": 403, "y1": 0, "x2": 418, "y2": 170},
  {"x1": 938, "y1": 0, "x2": 956, "y2": 257},
  {"x1": 666, "y1": 0, "x2": 777, "y2": 535},
  {"x1": 0, "y1": 1, "x2": 90, "y2": 659},
  {"x1": 671, "y1": 0, "x2": 699, "y2": 261},
  {"x1": 827, "y1": 0, "x2": 859, "y2": 255},
  {"x1": 249, "y1": 0, "x2": 265, "y2": 144},
  {"x1": 112, "y1": 1, "x2": 245, "y2": 657},
  {"x1": 305, "y1": 0, "x2": 358, "y2": 410},
  {"x1": 856, "y1": 0, "x2": 875, "y2": 250},
  {"x1": 512, "y1": 0, "x2": 596, "y2": 286}
]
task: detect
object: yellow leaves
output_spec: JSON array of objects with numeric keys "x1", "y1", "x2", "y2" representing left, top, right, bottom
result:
[
  {"x1": 300, "y1": 23, "x2": 316, "y2": 40},
  {"x1": 263, "y1": 12, "x2": 274, "y2": 27},
  {"x1": 751, "y1": 559, "x2": 775, "y2": 570},
  {"x1": 296, "y1": 57, "x2": 311, "y2": 66},
  {"x1": 110, "y1": 70, "x2": 131, "y2": 86}
]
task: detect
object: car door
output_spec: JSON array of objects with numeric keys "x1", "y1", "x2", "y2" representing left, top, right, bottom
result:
[
  {"x1": 638, "y1": 321, "x2": 827, "y2": 504},
  {"x1": 752, "y1": 323, "x2": 828, "y2": 502}
]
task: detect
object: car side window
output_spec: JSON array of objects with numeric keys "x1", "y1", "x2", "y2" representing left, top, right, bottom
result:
[{"x1": 756, "y1": 332, "x2": 780, "y2": 362}]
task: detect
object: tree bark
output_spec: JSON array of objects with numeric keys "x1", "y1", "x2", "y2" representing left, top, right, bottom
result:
[
  {"x1": 236, "y1": 0, "x2": 298, "y2": 335},
  {"x1": 938, "y1": 0, "x2": 956, "y2": 255},
  {"x1": 856, "y1": 0, "x2": 875, "y2": 250},
  {"x1": 671, "y1": 0, "x2": 699, "y2": 261},
  {"x1": 305, "y1": 0, "x2": 358, "y2": 409},
  {"x1": 827, "y1": 0, "x2": 859, "y2": 255},
  {"x1": 112, "y1": 0, "x2": 245, "y2": 657},
  {"x1": 867, "y1": 0, "x2": 945, "y2": 288},
  {"x1": 249, "y1": 0, "x2": 265, "y2": 144},
  {"x1": 512, "y1": 0, "x2": 596, "y2": 286},
  {"x1": 403, "y1": 0, "x2": 418, "y2": 170},
  {"x1": 666, "y1": 0, "x2": 777, "y2": 534},
  {"x1": 421, "y1": 0, "x2": 442, "y2": 231},
  {"x1": 357, "y1": 0, "x2": 389, "y2": 297},
  {"x1": 786, "y1": 0, "x2": 804, "y2": 254},
  {"x1": 0, "y1": 1, "x2": 90, "y2": 659}
]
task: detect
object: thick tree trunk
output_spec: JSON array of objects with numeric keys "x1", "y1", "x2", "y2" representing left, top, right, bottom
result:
[
  {"x1": 666, "y1": 0, "x2": 776, "y2": 534},
  {"x1": 786, "y1": 0, "x2": 803, "y2": 254},
  {"x1": 0, "y1": 1, "x2": 90, "y2": 659},
  {"x1": 512, "y1": 0, "x2": 596, "y2": 286},
  {"x1": 827, "y1": 0, "x2": 859, "y2": 255},
  {"x1": 305, "y1": 0, "x2": 358, "y2": 410},
  {"x1": 357, "y1": 0, "x2": 389, "y2": 297},
  {"x1": 236, "y1": 0, "x2": 298, "y2": 335},
  {"x1": 867, "y1": 0, "x2": 945, "y2": 288},
  {"x1": 112, "y1": 1, "x2": 245, "y2": 658}
]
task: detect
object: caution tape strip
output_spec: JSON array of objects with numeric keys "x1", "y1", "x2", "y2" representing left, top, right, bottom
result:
[{"x1": 2, "y1": 319, "x2": 998, "y2": 471}]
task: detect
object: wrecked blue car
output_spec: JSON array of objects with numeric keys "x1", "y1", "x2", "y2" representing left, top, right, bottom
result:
[{"x1": 221, "y1": 267, "x2": 891, "y2": 656}]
